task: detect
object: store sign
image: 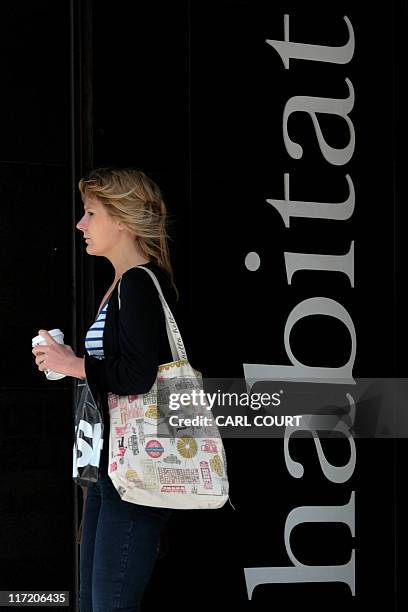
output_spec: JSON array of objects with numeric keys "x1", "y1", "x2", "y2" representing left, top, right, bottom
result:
[{"x1": 244, "y1": 14, "x2": 356, "y2": 597}]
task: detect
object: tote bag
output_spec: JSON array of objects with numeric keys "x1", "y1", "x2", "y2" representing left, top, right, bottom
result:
[{"x1": 107, "y1": 266, "x2": 230, "y2": 510}]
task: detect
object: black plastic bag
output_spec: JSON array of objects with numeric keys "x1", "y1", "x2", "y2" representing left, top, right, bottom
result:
[{"x1": 72, "y1": 380, "x2": 104, "y2": 487}]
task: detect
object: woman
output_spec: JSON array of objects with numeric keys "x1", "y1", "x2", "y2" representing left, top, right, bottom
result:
[{"x1": 32, "y1": 167, "x2": 179, "y2": 612}]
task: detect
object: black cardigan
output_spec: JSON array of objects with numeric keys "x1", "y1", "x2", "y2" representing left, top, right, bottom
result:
[{"x1": 83, "y1": 261, "x2": 177, "y2": 471}]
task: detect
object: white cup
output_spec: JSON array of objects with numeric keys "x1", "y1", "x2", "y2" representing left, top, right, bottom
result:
[{"x1": 32, "y1": 328, "x2": 66, "y2": 380}]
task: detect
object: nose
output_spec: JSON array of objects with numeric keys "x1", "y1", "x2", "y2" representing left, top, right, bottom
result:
[{"x1": 76, "y1": 213, "x2": 87, "y2": 232}]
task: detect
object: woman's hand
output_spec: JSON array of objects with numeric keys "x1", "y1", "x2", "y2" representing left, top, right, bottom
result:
[{"x1": 32, "y1": 329, "x2": 85, "y2": 378}]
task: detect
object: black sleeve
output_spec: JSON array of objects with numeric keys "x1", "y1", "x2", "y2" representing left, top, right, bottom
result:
[{"x1": 84, "y1": 267, "x2": 165, "y2": 396}]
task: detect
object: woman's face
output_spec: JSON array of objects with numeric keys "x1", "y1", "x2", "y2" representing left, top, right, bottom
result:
[{"x1": 76, "y1": 195, "x2": 123, "y2": 256}]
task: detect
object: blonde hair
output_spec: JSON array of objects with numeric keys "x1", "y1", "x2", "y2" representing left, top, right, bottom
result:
[{"x1": 78, "y1": 167, "x2": 179, "y2": 301}]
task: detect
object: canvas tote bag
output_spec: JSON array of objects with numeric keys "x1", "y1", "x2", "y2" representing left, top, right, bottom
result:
[{"x1": 107, "y1": 266, "x2": 230, "y2": 510}]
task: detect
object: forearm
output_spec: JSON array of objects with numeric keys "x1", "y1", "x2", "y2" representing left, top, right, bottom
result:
[{"x1": 84, "y1": 352, "x2": 156, "y2": 395}]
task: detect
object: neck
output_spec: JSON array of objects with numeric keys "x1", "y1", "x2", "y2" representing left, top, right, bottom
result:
[{"x1": 105, "y1": 237, "x2": 152, "y2": 284}]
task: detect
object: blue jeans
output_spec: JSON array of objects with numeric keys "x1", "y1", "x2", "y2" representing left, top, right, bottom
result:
[{"x1": 79, "y1": 466, "x2": 172, "y2": 612}]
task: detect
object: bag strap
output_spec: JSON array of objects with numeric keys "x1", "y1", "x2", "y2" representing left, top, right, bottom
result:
[{"x1": 118, "y1": 266, "x2": 187, "y2": 363}]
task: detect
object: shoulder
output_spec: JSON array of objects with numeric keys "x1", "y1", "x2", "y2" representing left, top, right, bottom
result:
[
  {"x1": 120, "y1": 263, "x2": 175, "y2": 305},
  {"x1": 121, "y1": 264, "x2": 165, "y2": 290},
  {"x1": 121, "y1": 265, "x2": 156, "y2": 286},
  {"x1": 119, "y1": 266, "x2": 158, "y2": 301}
]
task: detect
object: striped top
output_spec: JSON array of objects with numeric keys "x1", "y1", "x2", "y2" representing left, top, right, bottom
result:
[{"x1": 85, "y1": 299, "x2": 110, "y2": 359}]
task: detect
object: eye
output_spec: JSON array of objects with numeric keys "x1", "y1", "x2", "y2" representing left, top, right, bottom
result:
[{"x1": 87, "y1": 211, "x2": 94, "y2": 216}]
